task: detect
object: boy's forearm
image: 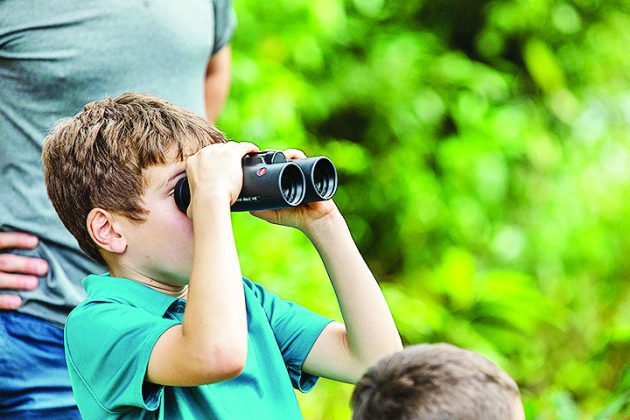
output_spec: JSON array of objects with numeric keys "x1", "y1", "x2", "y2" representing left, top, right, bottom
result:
[
  {"x1": 304, "y1": 212, "x2": 402, "y2": 367},
  {"x1": 183, "y1": 195, "x2": 247, "y2": 364}
]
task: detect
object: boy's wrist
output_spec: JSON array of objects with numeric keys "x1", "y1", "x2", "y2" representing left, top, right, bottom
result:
[
  {"x1": 302, "y1": 211, "x2": 347, "y2": 240},
  {"x1": 190, "y1": 192, "x2": 231, "y2": 219}
]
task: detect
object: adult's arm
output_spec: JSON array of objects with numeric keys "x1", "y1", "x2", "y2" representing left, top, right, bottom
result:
[
  {"x1": 0, "y1": 232, "x2": 49, "y2": 309},
  {"x1": 204, "y1": 45, "x2": 231, "y2": 122}
]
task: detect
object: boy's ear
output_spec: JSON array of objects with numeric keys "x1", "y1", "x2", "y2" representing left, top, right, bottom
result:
[{"x1": 87, "y1": 208, "x2": 128, "y2": 254}]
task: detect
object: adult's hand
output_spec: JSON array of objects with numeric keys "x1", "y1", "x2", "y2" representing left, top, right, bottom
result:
[{"x1": 0, "y1": 232, "x2": 48, "y2": 310}]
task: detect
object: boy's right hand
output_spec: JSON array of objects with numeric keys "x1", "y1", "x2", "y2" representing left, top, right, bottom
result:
[
  {"x1": 147, "y1": 142, "x2": 255, "y2": 387},
  {"x1": 184, "y1": 142, "x2": 259, "y2": 218}
]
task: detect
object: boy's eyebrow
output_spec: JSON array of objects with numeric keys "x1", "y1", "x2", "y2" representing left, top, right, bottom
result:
[{"x1": 160, "y1": 169, "x2": 186, "y2": 190}]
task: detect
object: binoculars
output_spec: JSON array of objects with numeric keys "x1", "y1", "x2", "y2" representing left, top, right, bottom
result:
[{"x1": 174, "y1": 151, "x2": 338, "y2": 212}]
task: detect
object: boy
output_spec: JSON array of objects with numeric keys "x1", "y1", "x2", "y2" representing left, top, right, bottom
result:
[
  {"x1": 41, "y1": 93, "x2": 402, "y2": 418},
  {"x1": 351, "y1": 343, "x2": 525, "y2": 420}
]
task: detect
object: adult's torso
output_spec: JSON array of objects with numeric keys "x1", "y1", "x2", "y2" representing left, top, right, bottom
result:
[{"x1": 0, "y1": 0, "x2": 217, "y2": 325}]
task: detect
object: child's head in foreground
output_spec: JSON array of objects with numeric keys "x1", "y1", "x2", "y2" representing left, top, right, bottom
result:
[
  {"x1": 351, "y1": 343, "x2": 524, "y2": 420},
  {"x1": 42, "y1": 93, "x2": 226, "y2": 284}
]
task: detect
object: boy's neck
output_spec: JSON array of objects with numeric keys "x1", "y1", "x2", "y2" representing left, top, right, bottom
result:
[{"x1": 108, "y1": 263, "x2": 188, "y2": 299}]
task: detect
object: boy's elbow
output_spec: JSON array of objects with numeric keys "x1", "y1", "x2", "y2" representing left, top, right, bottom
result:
[
  {"x1": 215, "y1": 347, "x2": 247, "y2": 380},
  {"x1": 390, "y1": 337, "x2": 404, "y2": 353},
  {"x1": 197, "y1": 342, "x2": 247, "y2": 382},
  {"x1": 372, "y1": 337, "x2": 403, "y2": 364},
  {"x1": 354, "y1": 337, "x2": 404, "y2": 377}
]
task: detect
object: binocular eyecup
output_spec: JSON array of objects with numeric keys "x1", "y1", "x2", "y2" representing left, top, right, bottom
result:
[{"x1": 174, "y1": 151, "x2": 337, "y2": 213}]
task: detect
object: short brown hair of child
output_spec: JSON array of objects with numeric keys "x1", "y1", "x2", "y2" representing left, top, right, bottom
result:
[
  {"x1": 42, "y1": 93, "x2": 227, "y2": 265},
  {"x1": 351, "y1": 343, "x2": 523, "y2": 420}
]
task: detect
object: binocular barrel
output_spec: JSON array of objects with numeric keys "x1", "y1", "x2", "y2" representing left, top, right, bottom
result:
[
  {"x1": 174, "y1": 151, "x2": 338, "y2": 213},
  {"x1": 298, "y1": 156, "x2": 337, "y2": 202}
]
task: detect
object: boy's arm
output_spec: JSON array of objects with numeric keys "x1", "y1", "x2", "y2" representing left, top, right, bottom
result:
[
  {"x1": 301, "y1": 211, "x2": 403, "y2": 384},
  {"x1": 250, "y1": 148, "x2": 402, "y2": 384},
  {"x1": 146, "y1": 142, "x2": 258, "y2": 387}
]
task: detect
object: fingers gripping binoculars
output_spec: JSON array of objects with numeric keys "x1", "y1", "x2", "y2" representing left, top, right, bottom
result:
[{"x1": 174, "y1": 151, "x2": 338, "y2": 212}]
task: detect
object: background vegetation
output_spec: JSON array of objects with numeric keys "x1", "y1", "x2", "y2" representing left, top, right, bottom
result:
[{"x1": 220, "y1": 0, "x2": 630, "y2": 418}]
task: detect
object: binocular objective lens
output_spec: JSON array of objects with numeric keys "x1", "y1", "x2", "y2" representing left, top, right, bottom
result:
[
  {"x1": 280, "y1": 165, "x2": 304, "y2": 205},
  {"x1": 313, "y1": 160, "x2": 336, "y2": 199}
]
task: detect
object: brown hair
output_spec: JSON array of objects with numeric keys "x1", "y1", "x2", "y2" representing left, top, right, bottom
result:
[
  {"x1": 351, "y1": 343, "x2": 522, "y2": 420},
  {"x1": 42, "y1": 93, "x2": 227, "y2": 264}
]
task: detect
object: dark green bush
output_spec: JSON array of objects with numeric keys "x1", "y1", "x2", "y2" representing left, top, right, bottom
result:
[{"x1": 223, "y1": 1, "x2": 630, "y2": 417}]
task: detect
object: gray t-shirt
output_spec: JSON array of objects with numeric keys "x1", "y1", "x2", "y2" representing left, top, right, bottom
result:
[{"x1": 0, "y1": 0, "x2": 235, "y2": 326}]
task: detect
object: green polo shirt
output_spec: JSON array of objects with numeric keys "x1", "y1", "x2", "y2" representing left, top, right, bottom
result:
[{"x1": 64, "y1": 274, "x2": 333, "y2": 419}]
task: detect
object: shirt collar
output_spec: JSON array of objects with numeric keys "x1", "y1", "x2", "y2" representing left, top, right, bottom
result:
[{"x1": 82, "y1": 273, "x2": 182, "y2": 316}]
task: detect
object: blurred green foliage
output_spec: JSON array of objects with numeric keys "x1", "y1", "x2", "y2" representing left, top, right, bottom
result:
[{"x1": 222, "y1": 0, "x2": 630, "y2": 418}]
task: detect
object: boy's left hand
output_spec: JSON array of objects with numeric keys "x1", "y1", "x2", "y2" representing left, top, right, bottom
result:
[{"x1": 250, "y1": 149, "x2": 341, "y2": 234}]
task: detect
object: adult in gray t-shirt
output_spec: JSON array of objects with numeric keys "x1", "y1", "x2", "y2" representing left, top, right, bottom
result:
[{"x1": 0, "y1": 0, "x2": 235, "y2": 416}]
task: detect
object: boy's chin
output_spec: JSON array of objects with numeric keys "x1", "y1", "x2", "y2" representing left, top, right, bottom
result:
[
  {"x1": 154, "y1": 270, "x2": 191, "y2": 288},
  {"x1": 169, "y1": 275, "x2": 191, "y2": 287},
  {"x1": 163, "y1": 278, "x2": 190, "y2": 288}
]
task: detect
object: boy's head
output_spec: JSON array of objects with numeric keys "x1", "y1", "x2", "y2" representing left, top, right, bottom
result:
[
  {"x1": 351, "y1": 343, "x2": 524, "y2": 420},
  {"x1": 42, "y1": 93, "x2": 226, "y2": 275}
]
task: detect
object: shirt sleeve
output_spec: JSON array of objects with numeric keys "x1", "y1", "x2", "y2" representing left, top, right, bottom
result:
[
  {"x1": 243, "y1": 278, "x2": 334, "y2": 392},
  {"x1": 64, "y1": 300, "x2": 180, "y2": 413},
  {"x1": 212, "y1": 0, "x2": 236, "y2": 54}
]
